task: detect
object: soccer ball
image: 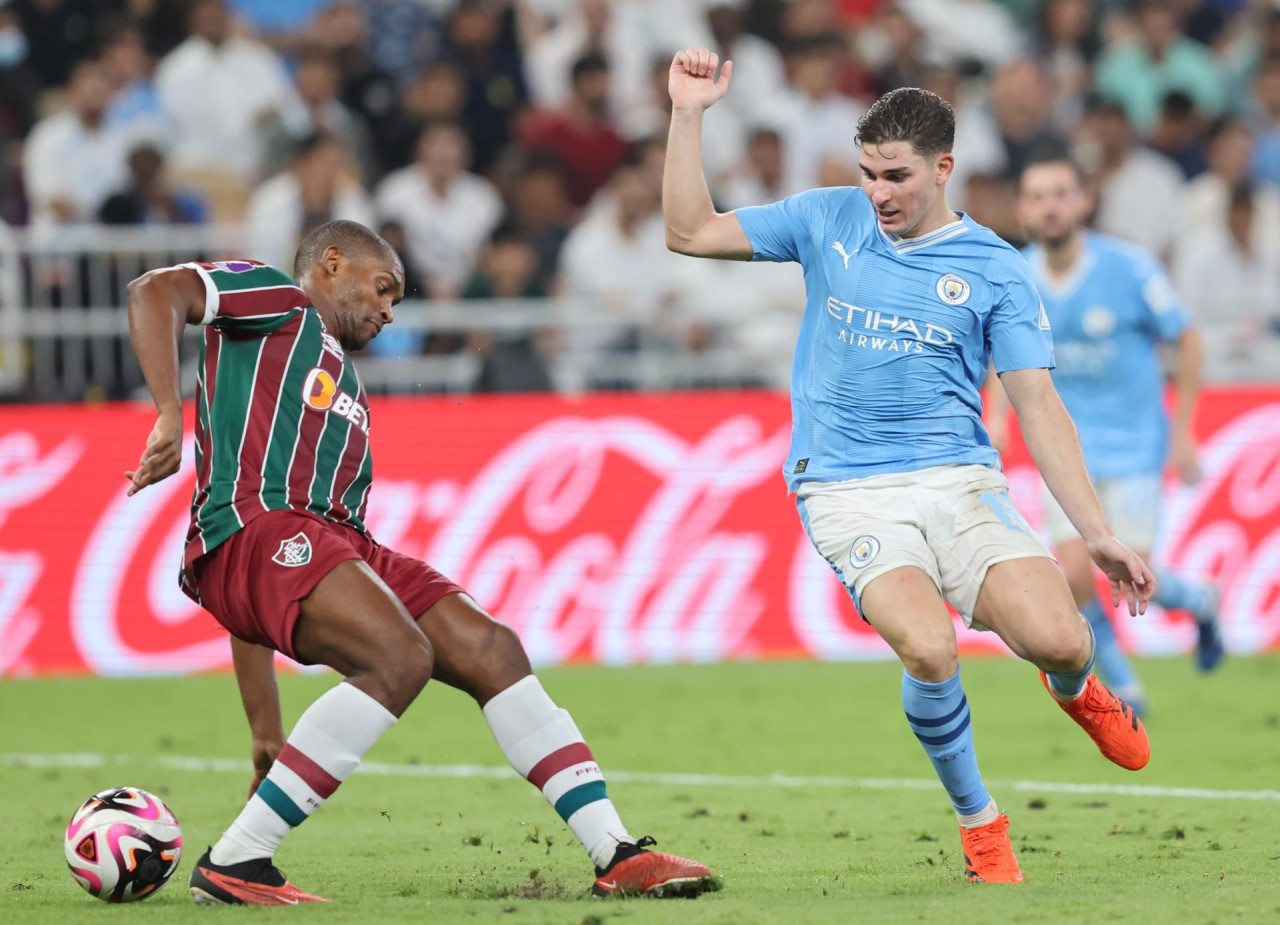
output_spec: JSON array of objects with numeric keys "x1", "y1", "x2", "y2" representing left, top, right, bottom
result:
[{"x1": 64, "y1": 787, "x2": 183, "y2": 903}]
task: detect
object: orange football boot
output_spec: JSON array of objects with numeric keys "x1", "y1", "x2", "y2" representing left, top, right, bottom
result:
[
  {"x1": 1041, "y1": 672, "x2": 1151, "y2": 770},
  {"x1": 189, "y1": 848, "x2": 329, "y2": 905},
  {"x1": 591, "y1": 837, "x2": 719, "y2": 898},
  {"x1": 959, "y1": 813, "x2": 1025, "y2": 884}
]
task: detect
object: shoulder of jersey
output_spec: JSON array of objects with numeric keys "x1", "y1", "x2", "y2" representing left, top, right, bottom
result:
[{"x1": 1085, "y1": 231, "x2": 1158, "y2": 272}]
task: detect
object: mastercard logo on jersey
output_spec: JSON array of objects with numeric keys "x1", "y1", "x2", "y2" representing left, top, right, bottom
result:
[{"x1": 302, "y1": 367, "x2": 368, "y2": 433}]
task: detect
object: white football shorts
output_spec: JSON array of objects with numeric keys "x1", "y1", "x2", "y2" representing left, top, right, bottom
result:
[
  {"x1": 796, "y1": 464, "x2": 1054, "y2": 628},
  {"x1": 1042, "y1": 471, "x2": 1162, "y2": 552}
]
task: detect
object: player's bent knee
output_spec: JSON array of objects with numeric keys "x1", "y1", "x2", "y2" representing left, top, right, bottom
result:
[
  {"x1": 898, "y1": 637, "x2": 959, "y2": 682},
  {"x1": 363, "y1": 638, "x2": 434, "y2": 714},
  {"x1": 1032, "y1": 618, "x2": 1091, "y2": 673}
]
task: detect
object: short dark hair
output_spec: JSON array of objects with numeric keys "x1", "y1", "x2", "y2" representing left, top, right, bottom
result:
[
  {"x1": 571, "y1": 52, "x2": 609, "y2": 83},
  {"x1": 1020, "y1": 143, "x2": 1088, "y2": 187},
  {"x1": 856, "y1": 87, "x2": 955, "y2": 159},
  {"x1": 293, "y1": 220, "x2": 397, "y2": 279}
]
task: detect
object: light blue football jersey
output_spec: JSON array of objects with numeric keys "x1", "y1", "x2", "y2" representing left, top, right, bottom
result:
[
  {"x1": 1023, "y1": 232, "x2": 1190, "y2": 478},
  {"x1": 737, "y1": 186, "x2": 1054, "y2": 491}
]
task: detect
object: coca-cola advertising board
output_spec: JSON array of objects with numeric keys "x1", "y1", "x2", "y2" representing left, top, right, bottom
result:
[{"x1": 1, "y1": 389, "x2": 1276, "y2": 677}]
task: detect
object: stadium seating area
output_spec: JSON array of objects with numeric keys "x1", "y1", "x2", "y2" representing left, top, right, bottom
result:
[{"x1": 0, "y1": 0, "x2": 1278, "y2": 398}]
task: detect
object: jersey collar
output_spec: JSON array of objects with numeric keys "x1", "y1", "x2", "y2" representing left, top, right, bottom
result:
[{"x1": 877, "y1": 214, "x2": 970, "y2": 254}]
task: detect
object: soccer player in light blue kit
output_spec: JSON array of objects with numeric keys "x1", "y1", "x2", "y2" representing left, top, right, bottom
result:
[
  {"x1": 662, "y1": 47, "x2": 1156, "y2": 884},
  {"x1": 991, "y1": 150, "x2": 1224, "y2": 715}
]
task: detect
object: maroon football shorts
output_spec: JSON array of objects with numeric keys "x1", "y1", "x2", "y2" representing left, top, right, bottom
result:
[{"x1": 190, "y1": 509, "x2": 464, "y2": 662}]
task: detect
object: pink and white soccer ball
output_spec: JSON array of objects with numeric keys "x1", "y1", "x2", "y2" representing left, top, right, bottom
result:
[{"x1": 64, "y1": 787, "x2": 183, "y2": 902}]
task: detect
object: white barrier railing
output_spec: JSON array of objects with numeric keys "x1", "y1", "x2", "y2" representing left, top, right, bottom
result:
[{"x1": 0, "y1": 223, "x2": 1276, "y2": 401}]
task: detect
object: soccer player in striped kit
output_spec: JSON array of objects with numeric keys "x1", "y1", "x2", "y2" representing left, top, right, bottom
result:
[{"x1": 125, "y1": 220, "x2": 714, "y2": 904}]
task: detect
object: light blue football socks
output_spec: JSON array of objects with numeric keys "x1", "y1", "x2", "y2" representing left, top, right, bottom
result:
[{"x1": 902, "y1": 668, "x2": 994, "y2": 823}]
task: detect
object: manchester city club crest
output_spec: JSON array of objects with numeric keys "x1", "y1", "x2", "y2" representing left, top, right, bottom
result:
[
  {"x1": 935, "y1": 273, "x2": 971, "y2": 306},
  {"x1": 849, "y1": 535, "x2": 881, "y2": 570},
  {"x1": 272, "y1": 532, "x2": 313, "y2": 568}
]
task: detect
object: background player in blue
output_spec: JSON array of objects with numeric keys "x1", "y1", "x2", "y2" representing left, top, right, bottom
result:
[
  {"x1": 662, "y1": 47, "x2": 1156, "y2": 885},
  {"x1": 988, "y1": 150, "x2": 1225, "y2": 715}
]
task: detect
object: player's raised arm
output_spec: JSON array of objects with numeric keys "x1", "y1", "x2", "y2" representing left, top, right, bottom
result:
[
  {"x1": 999, "y1": 368, "x2": 1154, "y2": 615},
  {"x1": 124, "y1": 265, "x2": 208, "y2": 495},
  {"x1": 662, "y1": 47, "x2": 753, "y2": 260}
]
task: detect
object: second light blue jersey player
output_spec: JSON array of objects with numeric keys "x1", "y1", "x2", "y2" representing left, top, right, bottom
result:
[
  {"x1": 1023, "y1": 231, "x2": 1189, "y2": 479},
  {"x1": 737, "y1": 186, "x2": 1054, "y2": 489}
]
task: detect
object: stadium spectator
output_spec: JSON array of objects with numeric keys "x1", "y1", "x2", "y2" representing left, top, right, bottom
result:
[
  {"x1": 989, "y1": 58, "x2": 1065, "y2": 182},
  {"x1": 1077, "y1": 99, "x2": 1185, "y2": 257},
  {"x1": 11, "y1": 0, "x2": 94, "y2": 90},
  {"x1": 444, "y1": 0, "x2": 527, "y2": 172},
  {"x1": 719, "y1": 127, "x2": 790, "y2": 210},
  {"x1": 895, "y1": 0, "x2": 1025, "y2": 71},
  {"x1": 0, "y1": 7, "x2": 39, "y2": 140},
  {"x1": 227, "y1": 0, "x2": 330, "y2": 49},
  {"x1": 310, "y1": 1, "x2": 402, "y2": 168},
  {"x1": 99, "y1": 21, "x2": 167, "y2": 143},
  {"x1": 1149, "y1": 90, "x2": 1208, "y2": 179},
  {"x1": 1174, "y1": 183, "x2": 1280, "y2": 378},
  {"x1": 465, "y1": 227, "x2": 555, "y2": 393},
  {"x1": 508, "y1": 155, "x2": 574, "y2": 291},
  {"x1": 154, "y1": 0, "x2": 297, "y2": 180},
  {"x1": 523, "y1": 0, "x2": 649, "y2": 120},
  {"x1": 364, "y1": 0, "x2": 445, "y2": 88},
  {"x1": 1095, "y1": 0, "x2": 1226, "y2": 136},
  {"x1": 259, "y1": 46, "x2": 378, "y2": 186},
  {"x1": 1249, "y1": 52, "x2": 1280, "y2": 188},
  {"x1": 756, "y1": 35, "x2": 864, "y2": 193},
  {"x1": 1183, "y1": 117, "x2": 1280, "y2": 260},
  {"x1": 559, "y1": 151, "x2": 675, "y2": 328},
  {"x1": 704, "y1": 0, "x2": 787, "y2": 124},
  {"x1": 98, "y1": 142, "x2": 208, "y2": 225},
  {"x1": 861, "y1": 4, "x2": 927, "y2": 94},
  {"x1": 1034, "y1": 0, "x2": 1101, "y2": 129},
  {"x1": 22, "y1": 60, "x2": 129, "y2": 231},
  {"x1": 519, "y1": 52, "x2": 627, "y2": 208},
  {"x1": 375, "y1": 120, "x2": 503, "y2": 299},
  {"x1": 378, "y1": 61, "x2": 468, "y2": 173},
  {"x1": 246, "y1": 133, "x2": 374, "y2": 273},
  {"x1": 923, "y1": 64, "x2": 1005, "y2": 211}
]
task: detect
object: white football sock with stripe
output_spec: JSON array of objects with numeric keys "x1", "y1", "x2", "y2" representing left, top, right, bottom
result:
[{"x1": 483, "y1": 675, "x2": 633, "y2": 869}]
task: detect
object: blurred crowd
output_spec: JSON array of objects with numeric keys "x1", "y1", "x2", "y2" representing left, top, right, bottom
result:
[{"x1": 1, "y1": 0, "x2": 1279, "y2": 384}]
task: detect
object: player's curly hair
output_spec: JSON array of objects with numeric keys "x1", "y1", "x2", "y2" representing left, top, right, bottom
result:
[{"x1": 856, "y1": 88, "x2": 955, "y2": 160}]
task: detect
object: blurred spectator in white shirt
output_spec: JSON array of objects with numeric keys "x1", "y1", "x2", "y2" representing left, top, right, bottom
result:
[
  {"x1": 23, "y1": 60, "x2": 128, "y2": 230},
  {"x1": 155, "y1": 0, "x2": 297, "y2": 180},
  {"x1": 757, "y1": 35, "x2": 863, "y2": 194},
  {"x1": 703, "y1": 0, "x2": 786, "y2": 125},
  {"x1": 1184, "y1": 117, "x2": 1280, "y2": 259},
  {"x1": 246, "y1": 133, "x2": 374, "y2": 273},
  {"x1": 99, "y1": 21, "x2": 168, "y2": 146},
  {"x1": 1033, "y1": 0, "x2": 1101, "y2": 131},
  {"x1": 1076, "y1": 98, "x2": 1185, "y2": 257},
  {"x1": 1174, "y1": 183, "x2": 1280, "y2": 379},
  {"x1": 897, "y1": 0, "x2": 1025, "y2": 72},
  {"x1": 719, "y1": 128, "x2": 791, "y2": 210},
  {"x1": 375, "y1": 121, "x2": 503, "y2": 299}
]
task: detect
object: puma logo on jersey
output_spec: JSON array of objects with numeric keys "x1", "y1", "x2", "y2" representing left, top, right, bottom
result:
[
  {"x1": 302, "y1": 367, "x2": 369, "y2": 433},
  {"x1": 831, "y1": 241, "x2": 858, "y2": 269}
]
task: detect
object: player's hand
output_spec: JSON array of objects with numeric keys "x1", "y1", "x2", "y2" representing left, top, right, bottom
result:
[
  {"x1": 248, "y1": 738, "x2": 283, "y2": 801},
  {"x1": 1170, "y1": 426, "x2": 1201, "y2": 485},
  {"x1": 125, "y1": 409, "x2": 182, "y2": 496},
  {"x1": 669, "y1": 47, "x2": 733, "y2": 112},
  {"x1": 1086, "y1": 535, "x2": 1156, "y2": 617}
]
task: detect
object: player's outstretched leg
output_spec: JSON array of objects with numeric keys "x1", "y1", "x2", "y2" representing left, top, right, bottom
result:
[
  {"x1": 191, "y1": 561, "x2": 434, "y2": 905},
  {"x1": 860, "y1": 567, "x2": 1022, "y2": 884},
  {"x1": 976, "y1": 560, "x2": 1150, "y2": 772},
  {"x1": 1152, "y1": 568, "x2": 1224, "y2": 672},
  {"x1": 415, "y1": 594, "x2": 717, "y2": 898}
]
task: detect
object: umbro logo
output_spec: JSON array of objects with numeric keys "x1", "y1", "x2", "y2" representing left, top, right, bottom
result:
[{"x1": 831, "y1": 241, "x2": 858, "y2": 269}]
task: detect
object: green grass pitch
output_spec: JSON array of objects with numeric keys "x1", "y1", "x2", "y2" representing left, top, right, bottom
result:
[{"x1": 3, "y1": 655, "x2": 1279, "y2": 923}]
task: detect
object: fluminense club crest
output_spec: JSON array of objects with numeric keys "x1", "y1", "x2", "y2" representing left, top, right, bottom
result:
[{"x1": 272, "y1": 532, "x2": 313, "y2": 568}]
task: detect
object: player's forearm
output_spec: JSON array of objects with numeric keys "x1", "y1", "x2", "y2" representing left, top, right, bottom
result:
[
  {"x1": 126, "y1": 273, "x2": 189, "y2": 418},
  {"x1": 1015, "y1": 387, "x2": 1111, "y2": 543},
  {"x1": 231, "y1": 637, "x2": 284, "y2": 743},
  {"x1": 1172, "y1": 328, "x2": 1204, "y2": 434},
  {"x1": 662, "y1": 108, "x2": 717, "y2": 251}
]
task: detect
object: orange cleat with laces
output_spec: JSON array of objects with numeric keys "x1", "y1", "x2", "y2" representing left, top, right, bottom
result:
[
  {"x1": 1041, "y1": 672, "x2": 1151, "y2": 771},
  {"x1": 188, "y1": 848, "x2": 329, "y2": 905},
  {"x1": 959, "y1": 813, "x2": 1025, "y2": 884},
  {"x1": 591, "y1": 837, "x2": 719, "y2": 898}
]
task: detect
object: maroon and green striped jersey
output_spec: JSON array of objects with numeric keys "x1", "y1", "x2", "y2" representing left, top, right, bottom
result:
[{"x1": 180, "y1": 259, "x2": 374, "y2": 589}]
